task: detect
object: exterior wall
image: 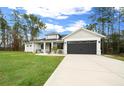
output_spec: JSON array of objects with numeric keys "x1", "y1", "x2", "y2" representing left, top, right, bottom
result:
[
  {"x1": 25, "y1": 42, "x2": 41, "y2": 53},
  {"x1": 96, "y1": 38, "x2": 101, "y2": 55},
  {"x1": 63, "y1": 41, "x2": 67, "y2": 54},
  {"x1": 63, "y1": 30, "x2": 102, "y2": 55},
  {"x1": 65, "y1": 30, "x2": 99, "y2": 39},
  {"x1": 46, "y1": 35, "x2": 59, "y2": 39},
  {"x1": 25, "y1": 43, "x2": 34, "y2": 52}
]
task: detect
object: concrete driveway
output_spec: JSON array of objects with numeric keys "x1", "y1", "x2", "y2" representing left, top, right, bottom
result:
[{"x1": 45, "y1": 55, "x2": 124, "y2": 86}]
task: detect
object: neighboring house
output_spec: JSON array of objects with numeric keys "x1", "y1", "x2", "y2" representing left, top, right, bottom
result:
[{"x1": 25, "y1": 28, "x2": 105, "y2": 55}]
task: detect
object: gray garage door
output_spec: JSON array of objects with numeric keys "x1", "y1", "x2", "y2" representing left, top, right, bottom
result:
[{"x1": 67, "y1": 41, "x2": 96, "y2": 54}]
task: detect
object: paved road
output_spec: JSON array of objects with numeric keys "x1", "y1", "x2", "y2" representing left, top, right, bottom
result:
[{"x1": 45, "y1": 55, "x2": 124, "y2": 86}]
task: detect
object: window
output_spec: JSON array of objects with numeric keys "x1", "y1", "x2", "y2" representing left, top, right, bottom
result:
[
  {"x1": 30, "y1": 45, "x2": 32, "y2": 47},
  {"x1": 27, "y1": 45, "x2": 29, "y2": 47}
]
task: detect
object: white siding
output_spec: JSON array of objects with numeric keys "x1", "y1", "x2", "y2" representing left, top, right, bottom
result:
[
  {"x1": 25, "y1": 43, "x2": 34, "y2": 52},
  {"x1": 65, "y1": 30, "x2": 101, "y2": 40},
  {"x1": 25, "y1": 43, "x2": 41, "y2": 53},
  {"x1": 46, "y1": 35, "x2": 59, "y2": 39}
]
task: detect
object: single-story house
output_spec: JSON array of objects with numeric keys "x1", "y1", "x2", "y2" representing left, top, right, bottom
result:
[{"x1": 25, "y1": 28, "x2": 105, "y2": 55}]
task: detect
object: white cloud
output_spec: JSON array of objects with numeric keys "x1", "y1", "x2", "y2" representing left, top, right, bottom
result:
[
  {"x1": 46, "y1": 20, "x2": 86, "y2": 32},
  {"x1": 46, "y1": 23, "x2": 65, "y2": 32},
  {"x1": 60, "y1": 7, "x2": 92, "y2": 15},
  {"x1": 3, "y1": 0, "x2": 92, "y2": 19},
  {"x1": 23, "y1": 7, "x2": 91, "y2": 19},
  {"x1": 65, "y1": 20, "x2": 86, "y2": 32},
  {"x1": 55, "y1": 16, "x2": 69, "y2": 20}
]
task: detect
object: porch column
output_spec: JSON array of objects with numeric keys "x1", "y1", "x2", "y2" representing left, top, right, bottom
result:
[
  {"x1": 43, "y1": 42, "x2": 46, "y2": 54},
  {"x1": 51, "y1": 42, "x2": 53, "y2": 48}
]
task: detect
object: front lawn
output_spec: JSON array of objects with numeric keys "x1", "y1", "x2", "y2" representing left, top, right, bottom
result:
[
  {"x1": 0, "y1": 51, "x2": 64, "y2": 86},
  {"x1": 105, "y1": 55, "x2": 124, "y2": 61}
]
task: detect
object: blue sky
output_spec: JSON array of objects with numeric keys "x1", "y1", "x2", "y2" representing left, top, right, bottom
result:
[
  {"x1": 0, "y1": 0, "x2": 123, "y2": 38},
  {"x1": 0, "y1": 7, "x2": 92, "y2": 38}
]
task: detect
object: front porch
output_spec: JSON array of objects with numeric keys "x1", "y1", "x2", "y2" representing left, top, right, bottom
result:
[{"x1": 34, "y1": 40, "x2": 64, "y2": 54}]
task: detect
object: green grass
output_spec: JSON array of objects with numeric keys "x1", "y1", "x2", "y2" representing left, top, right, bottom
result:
[
  {"x1": 0, "y1": 51, "x2": 64, "y2": 86},
  {"x1": 105, "y1": 55, "x2": 124, "y2": 61}
]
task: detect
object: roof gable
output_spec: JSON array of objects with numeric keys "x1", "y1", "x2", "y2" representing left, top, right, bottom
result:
[{"x1": 63, "y1": 28, "x2": 105, "y2": 40}]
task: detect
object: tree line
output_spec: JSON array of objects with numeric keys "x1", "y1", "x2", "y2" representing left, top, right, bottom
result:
[
  {"x1": 0, "y1": 9, "x2": 46, "y2": 51},
  {"x1": 85, "y1": 7, "x2": 124, "y2": 54}
]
